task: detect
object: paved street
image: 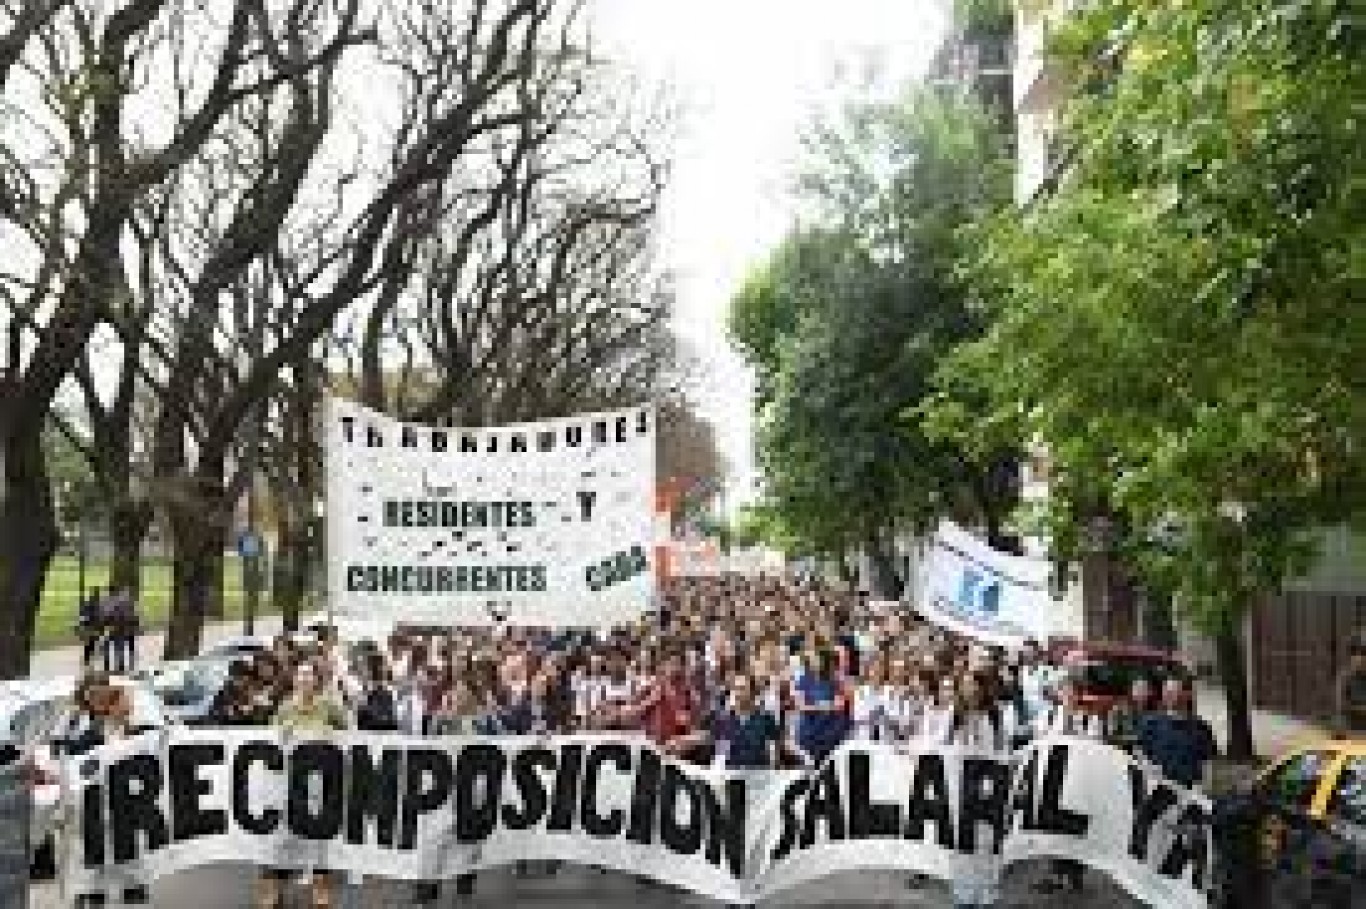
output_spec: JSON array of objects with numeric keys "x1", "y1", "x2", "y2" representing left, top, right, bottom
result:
[{"x1": 30, "y1": 862, "x2": 1137, "y2": 908}]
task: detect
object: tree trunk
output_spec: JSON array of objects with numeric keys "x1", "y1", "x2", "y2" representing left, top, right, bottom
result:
[
  {"x1": 1215, "y1": 609, "x2": 1256, "y2": 761},
  {"x1": 107, "y1": 498, "x2": 153, "y2": 597},
  {"x1": 163, "y1": 474, "x2": 231, "y2": 660},
  {"x1": 1141, "y1": 587, "x2": 1179, "y2": 651},
  {"x1": 271, "y1": 513, "x2": 309, "y2": 633},
  {"x1": 866, "y1": 538, "x2": 905, "y2": 599},
  {"x1": 0, "y1": 431, "x2": 58, "y2": 678}
]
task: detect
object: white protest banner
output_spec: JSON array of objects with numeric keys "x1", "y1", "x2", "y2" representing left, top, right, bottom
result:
[
  {"x1": 326, "y1": 399, "x2": 656, "y2": 627},
  {"x1": 1005, "y1": 737, "x2": 1215, "y2": 909},
  {"x1": 63, "y1": 731, "x2": 1212, "y2": 908},
  {"x1": 913, "y1": 521, "x2": 1057, "y2": 647}
]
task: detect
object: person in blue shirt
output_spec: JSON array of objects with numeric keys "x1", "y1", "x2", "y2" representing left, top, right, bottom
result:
[
  {"x1": 711, "y1": 673, "x2": 780, "y2": 769},
  {"x1": 1138, "y1": 678, "x2": 1217, "y2": 788},
  {"x1": 793, "y1": 649, "x2": 850, "y2": 767}
]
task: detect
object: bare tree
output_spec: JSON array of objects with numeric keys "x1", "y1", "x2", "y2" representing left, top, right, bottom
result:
[{"x1": 0, "y1": 0, "x2": 365, "y2": 677}]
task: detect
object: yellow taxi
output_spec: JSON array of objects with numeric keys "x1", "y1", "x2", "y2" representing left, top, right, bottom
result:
[{"x1": 1214, "y1": 739, "x2": 1366, "y2": 908}]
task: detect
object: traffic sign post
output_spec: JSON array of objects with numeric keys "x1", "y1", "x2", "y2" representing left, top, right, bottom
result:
[{"x1": 238, "y1": 530, "x2": 264, "y2": 635}]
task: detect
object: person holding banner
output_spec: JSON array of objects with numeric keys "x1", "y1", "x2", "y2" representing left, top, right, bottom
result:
[
  {"x1": 709, "y1": 673, "x2": 780, "y2": 769},
  {"x1": 1033, "y1": 675, "x2": 1102, "y2": 896},
  {"x1": 259, "y1": 661, "x2": 349, "y2": 909},
  {"x1": 69, "y1": 683, "x2": 150, "y2": 907},
  {"x1": 793, "y1": 649, "x2": 850, "y2": 767},
  {"x1": 850, "y1": 658, "x2": 889, "y2": 742},
  {"x1": 622, "y1": 647, "x2": 711, "y2": 762},
  {"x1": 944, "y1": 670, "x2": 1008, "y2": 908}
]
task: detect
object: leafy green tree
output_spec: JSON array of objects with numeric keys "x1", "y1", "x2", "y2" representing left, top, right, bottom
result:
[
  {"x1": 730, "y1": 88, "x2": 1018, "y2": 590},
  {"x1": 942, "y1": 0, "x2": 1365, "y2": 758}
]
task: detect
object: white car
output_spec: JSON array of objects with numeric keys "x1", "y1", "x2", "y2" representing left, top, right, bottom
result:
[
  {"x1": 199, "y1": 634, "x2": 274, "y2": 661},
  {"x1": 0, "y1": 675, "x2": 170, "y2": 878}
]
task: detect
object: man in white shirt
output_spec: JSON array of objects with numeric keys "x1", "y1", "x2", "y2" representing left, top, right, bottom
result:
[
  {"x1": 1018, "y1": 639, "x2": 1059, "y2": 731},
  {"x1": 1033, "y1": 673, "x2": 1100, "y2": 896}
]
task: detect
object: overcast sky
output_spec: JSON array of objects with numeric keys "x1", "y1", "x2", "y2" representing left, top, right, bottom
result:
[{"x1": 588, "y1": 1, "x2": 948, "y2": 509}]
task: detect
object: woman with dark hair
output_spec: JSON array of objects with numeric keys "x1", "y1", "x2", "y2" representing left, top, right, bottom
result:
[
  {"x1": 793, "y1": 648, "x2": 849, "y2": 767},
  {"x1": 945, "y1": 670, "x2": 1008, "y2": 908},
  {"x1": 946, "y1": 670, "x2": 1006, "y2": 751},
  {"x1": 354, "y1": 652, "x2": 399, "y2": 732}
]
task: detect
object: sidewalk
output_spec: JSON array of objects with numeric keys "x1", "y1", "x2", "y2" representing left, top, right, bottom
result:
[
  {"x1": 1196, "y1": 681, "x2": 1332, "y2": 761},
  {"x1": 28, "y1": 616, "x2": 284, "y2": 680}
]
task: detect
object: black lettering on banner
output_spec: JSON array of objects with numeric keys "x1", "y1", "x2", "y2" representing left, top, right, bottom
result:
[
  {"x1": 904, "y1": 752, "x2": 954, "y2": 849},
  {"x1": 108, "y1": 753, "x2": 170, "y2": 864},
  {"x1": 400, "y1": 502, "x2": 414, "y2": 527},
  {"x1": 581, "y1": 744, "x2": 631, "y2": 838},
  {"x1": 698, "y1": 777, "x2": 747, "y2": 876},
  {"x1": 169, "y1": 743, "x2": 227, "y2": 842},
  {"x1": 626, "y1": 747, "x2": 662, "y2": 845},
  {"x1": 578, "y1": 490, "x2": 597, "y2": 522},
  {"x1": 461, "y1": 435, "x2": 478, "y2": 453},
  {"x1": 348, "y1": 745, "x2": 402, "y2": 847},
  {"x1": 340, "y1": 416, "x2": 355, "y2": 443},
  {"x1": 1035, "y1": 744, "x2": 1089, "y2": 837},
  {"x1": 1157, "y1": 802, "x2": 1210, "y2": 891},
  {"x1": 82, "y1": 781, "x2": 104, "y2": 868},
  {"x1": 659, "y1": 763, "x2": 703, "y2": 856},
  {"x1": 383, "y1": 501, "x2": 399, "y2": 527},
  {"x1": 848, "y1": 752, "x2": 901, "y2": 839},
  {"x1": 800, "y1": 761, "x2": 846, "y2": 849},
  {"x1": 432, "y1": 431, "x2": 448, "y2": 452},
  {"x1": 958, "y1": 757, "x2": 1011, "y2": 854},
  {"x1": 288, "y1": 742, "x2": 345, "y2": 841},
  {"x1": 455, "y1": 744, "x2": 507, "y2": 843},
  {"x1": 769, "y1": 776, "x2": 810, "y2": 863},
  {"x1": 346, "y1": 566, "x2": 365, "y2": 592},
  {"x1": 1127, "y1": 766, "x2": 1178, "y2": 862},
  {"x1": 401, "y1": 426, "x2": 418, "y2": 449},
  {"x1": 503, "y1": 748, "x2": 555, "y2": 830},
  {"x1": 511, "y1": 433, "x2": 527, "y2": 453},
  {"x1": 366, "y1": 425, "x2": 383, "y2": 447},
  {"x1": 401, "y1": 748, "x2": 454, "y2": 850},
  {"x1": 1009, "y1": 748, "x2": 1039, "y2": 831},
  {"x1": 615, "y1": 417, "x2": 628, "y2": 442},
  {"x1": 233, "y1": 741, "x2": 283, "y2": 835},
  {"x1": 547, "y1": 744, "x2": 584, "y2": 833},
  {"x1": 566, "y1": 425, "x2": 583, "y2": 447}
]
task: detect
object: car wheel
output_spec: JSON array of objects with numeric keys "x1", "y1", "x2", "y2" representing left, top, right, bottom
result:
[{"x1": 30, "y1": 836, "x2": 56, "y2": 880}]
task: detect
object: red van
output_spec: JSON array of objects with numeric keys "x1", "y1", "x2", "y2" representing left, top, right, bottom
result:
[{"x1": 1054, "y1": 641, "x2": 1195, "y2": 715}]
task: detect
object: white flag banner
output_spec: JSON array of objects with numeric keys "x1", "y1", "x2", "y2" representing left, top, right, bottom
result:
[
  {"x1": 325, "y1": 398, "x2": 656, "y2": 627},
  {"x1": 63, "y1": 732, "x2": 1213, "y2": 908},
  {"x1": 913, "y1": 521, "x2": 1057, "y2": 647}
]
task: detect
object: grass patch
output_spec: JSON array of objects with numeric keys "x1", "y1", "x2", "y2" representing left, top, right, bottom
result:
[{"x1": 37, "y1": 555, "x2": 276, "y2": 650}]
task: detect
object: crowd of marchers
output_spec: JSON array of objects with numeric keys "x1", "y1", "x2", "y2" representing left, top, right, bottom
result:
[{"x1": 53, "y1": 574, "x2": 1219, "y2": 909}]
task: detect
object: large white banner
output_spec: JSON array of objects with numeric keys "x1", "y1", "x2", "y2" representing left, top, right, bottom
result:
[
  {"x1": 63, "y1": 732, "x2": 1212, "y2": 908},
  {"x1": 914, "y1": 521, "x2": 1058, "y2": 647},
  {"x1": 325, "y1": 399, "x2": 656, "y2": 627}
]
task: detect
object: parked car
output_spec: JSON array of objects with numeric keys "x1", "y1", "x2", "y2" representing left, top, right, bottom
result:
[
  {"x1": 0, "y1": 675, "x2": 169, "y2": 879},
  {"x1": 1053, "y1": 641, "x2": 1195, "y2": 715},
  {"x1": 199, "y1": 634, "x2": 274, "y2": 661},
  {"x1": 143, "y1": 658, "x2": 236, "y2": 726},
  {"x1": 1213, "y1": 739, "x2": 1366, "y2": 908}
]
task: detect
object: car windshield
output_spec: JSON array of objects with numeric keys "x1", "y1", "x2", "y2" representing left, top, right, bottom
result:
[
  {"x1": 1078, "y1": 658, "x2": 1186, "y2": 697},
  {"x1": 156, "y1": 663, "x2": 228, "y2": 707}
]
